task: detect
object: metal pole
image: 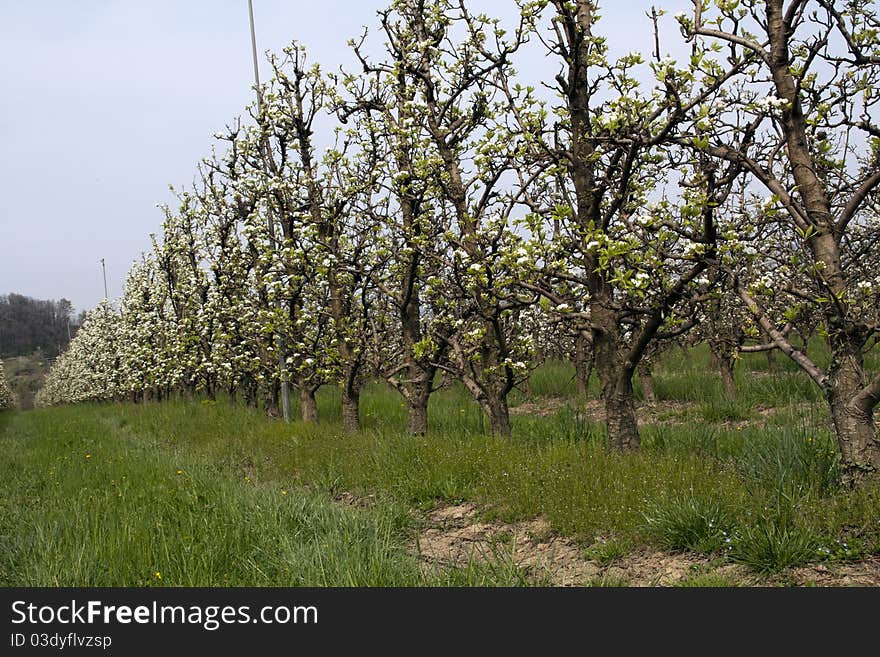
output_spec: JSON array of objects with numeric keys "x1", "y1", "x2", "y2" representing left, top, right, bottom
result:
[
  {"x1": 101, "y1": 259, "x2": 108, "y2": 299},
  {"x1": 248, "y1": 0, "x2": 262, "y2": 107},
  {"x1": 247, "y1": 0, "x2": 291, "y2": 422}
]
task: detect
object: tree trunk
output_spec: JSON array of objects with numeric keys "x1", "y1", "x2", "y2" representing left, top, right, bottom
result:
[
  {"x1": 719, "y1": 357, "x2": 737, "y2": 401},
  {"x1": 406, "y1": 382, "x2": 431, "y2": 435},
  {"x1": 709, "y1": 341, "x2": 737, "y2": 400},
  {"x1": 264, "y1": 379, "x2": 280, "y2": 418},
  {"x1": 574, "y1": 332, "x2": 593, "y2": 398},
  {"x1": 797, "y1": 329, "x2": 810, "y2": 357},
  {"x1": 592, "y1": 301, "x2": 641, "y2": 451},
  {"x1": 300, "y1": 386, "x2": 319, "y2": 424},
  {"x1": 341, "y1": 387, "x2": 360, "y2": 433},
  {"x1": 637, "y1": 362, "x2": 657, "y2": 403},
  {"x1": 827, "y1": 345, "x2": 880, "y2": 483},
  {"x1": 766, "y1": 348, "x2": 778, "y2": 375},
  {"x1": 245, "y1": 377, "x2": 257, "y2": 408},
  {"x1": 407, "y1": 398, "x2": 429, "y2": 435},
  {"x1": 604, "y1": 376, "x2": 640, "y2": 451},
  {"x1": 481, "y1": 395, "x2": 512, "y2": 437}
]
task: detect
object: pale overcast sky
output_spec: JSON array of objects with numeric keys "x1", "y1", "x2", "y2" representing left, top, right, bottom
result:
[{"x1": 0, "y1": 0, "x2": 689, "y2": 314}]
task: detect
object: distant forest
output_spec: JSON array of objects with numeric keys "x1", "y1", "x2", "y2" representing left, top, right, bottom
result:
[{"x1": 0, "y1": 294, "x2": 82, "y2": 359}]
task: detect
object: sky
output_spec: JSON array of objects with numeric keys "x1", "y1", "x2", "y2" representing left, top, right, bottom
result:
[{"x1": 0, "y1": 0, "x2": 691, "y2": 314}]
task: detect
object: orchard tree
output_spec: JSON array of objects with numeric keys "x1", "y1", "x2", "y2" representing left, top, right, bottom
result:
[
  {"x1": 366, "y1": 0, "x2": 544, "y2": 436},
  {"x1": 510, "y1": 0, "x2": 744, "y2": 449},
  {"x1": 193, "y1": 139, "x2": 266, "y2": 404},
  {"x1": 262, "y1": 44, "x2": 379, "y2": 432},
  {"x1": 153, "y1": 196, "x2": 218, "y2": 399},
  {"x1": 231, "y1": 110, "x2": 334, "y2": 420},
  {"x1": 680, "y1": 0, "x2": 880, "y2": 480},
  {"x1": 118, "y1": 255, "x2": 176, "y2": 401},
  {"x1": 341, "y1": 24, "x2": 454, "y2": 435},
  {"x1": 36, "y1": 300, "x2": 122, "y2": 406},
  {"x1": 0, "y1": 359, "x2": 13, "y2": 409}
]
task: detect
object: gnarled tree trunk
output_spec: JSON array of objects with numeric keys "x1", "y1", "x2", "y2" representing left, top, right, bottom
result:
[
  {"x1": 593, "y1": 303, "x2": 640, "y2": 451},
  {"x1": 827, "y1": 342, "x2": 880, "y2": 483}
]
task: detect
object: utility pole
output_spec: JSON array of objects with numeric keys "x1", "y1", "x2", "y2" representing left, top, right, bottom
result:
[
  {"x1": 100, "y1": 258, "x2": 108, "y2": 299},
  {"x1": 248, "y1": 0, "x2": 262, "y2": 98},
  {"x1": 248, "y1": 0, "x2": 291, "y2": 422}
]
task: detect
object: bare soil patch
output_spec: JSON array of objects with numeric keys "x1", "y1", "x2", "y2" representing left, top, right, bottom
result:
[
  {"x1": 509, "y1": 398, "x2": 568, "y2": 418},
  {"x1": 510, "y1": 398, "x2": 699, "y2": 426},
  {"x1": 785, "y1": 558, "x2": 880, "y2": 587},
  {"x1": 406, "y1": 501, "x2": 880, "y2": 586},
  {"x1": 567, "y1": 399, "x2": 698, "y2": 426},
  {"x1": 412, "y1": 502, "x2": 737, "y2": 586},
  {"x1": 416, "y1": 503, "x2": 600, "y2": 585}
]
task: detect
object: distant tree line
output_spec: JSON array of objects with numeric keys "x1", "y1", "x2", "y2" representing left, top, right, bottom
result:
[{"x1": 0, "y1": 294, "x2": 81, "y2": 359}]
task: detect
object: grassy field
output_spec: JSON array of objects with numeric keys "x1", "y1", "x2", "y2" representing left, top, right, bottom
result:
[{"x1": 1, "y1": 344, "x2": 879, "y2": 586}]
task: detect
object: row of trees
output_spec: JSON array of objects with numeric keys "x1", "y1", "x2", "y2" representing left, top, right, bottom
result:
[
  {"x1": 37, "y1": 0, "x2": 880, "y2": 481},
  {"x1": 0, "y1": 360, "x2": 12, "y2": 410}
]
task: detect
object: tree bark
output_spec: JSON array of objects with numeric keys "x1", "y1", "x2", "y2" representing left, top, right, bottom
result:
[
  {"x1": 264, "y1": 379, "x2": 280, "y2": 418},
  {"x1": 592, "y1": 301, "x2": 641, "y2": 451},
  {"x1": 709, "y1": 340, "x2": 737, "y2": 400},
  {"x1": 244, "y1": 377, "x2": 258, "y2": 408},
  {"x1": 827, "y1": 343, "x2": 880, "y2": 483},
  {"x1": 300, "y1": 386, "x2": 319, "y2": 424},
  {"x1": 605, "y1": 376, "x2": 640, "y2": 451},
  {"x1": 765, "y1": 348, "x2": 778, "y2": 375},
  {"x1": 406, "y1": 380, "x2": 431, "y2": 435},
  {"x1": 719, "y1": 357, "x2": 737, "y2": 400},
  {"x1": 407, "y1": 397, "x2": 429, "y2": 435},
  {"x1": 341, "y1": 387, "x2": 360, "y2": 434},
  {"x1": 482, "y1": 394, "x2": 512, "y2": 437}
]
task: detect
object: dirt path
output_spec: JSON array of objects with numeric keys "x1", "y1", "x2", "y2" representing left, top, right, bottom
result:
[
  {"x1": 510, "y1": 398, "x2": 699, "y2": 426},
  {"x1": 413, "y1": 502, "x2": 734, "y2": 586},
  {"x1": 510, "y1": 397, "x2": 827, "y2": 430},
  {"x1": 410, "y1": 501, "x2": 880, "y2": 587}
]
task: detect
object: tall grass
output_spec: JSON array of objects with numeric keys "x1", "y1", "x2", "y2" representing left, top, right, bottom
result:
[
  {"x1": 0, "y1": 406, "x2": 527, "y2": 586},
  {"x1": 2, "y1": 345, "x2": 879, "y2": 584}
]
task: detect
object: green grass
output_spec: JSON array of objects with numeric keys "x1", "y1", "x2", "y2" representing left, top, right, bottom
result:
[
  {"x1": 2, "y1": 344, "x2": 879, "y2": 586},
  {"x1": 0, "y1": 405, "x2": 528, "y2": 586},
  {"x1": 674, "y1": 573, "x2": 742, "y2": 587},
  {"x1": 642, "y1": 494, "x2": 735, "y2": 554}
]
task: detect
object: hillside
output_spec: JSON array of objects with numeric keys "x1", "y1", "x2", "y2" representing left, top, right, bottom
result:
[
  {"x1": 0, "y1": 293, "x2": 79, "y2": 360},
  {"x1": 2, "y1": 353, "x2": 51, "y2": 410}
]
